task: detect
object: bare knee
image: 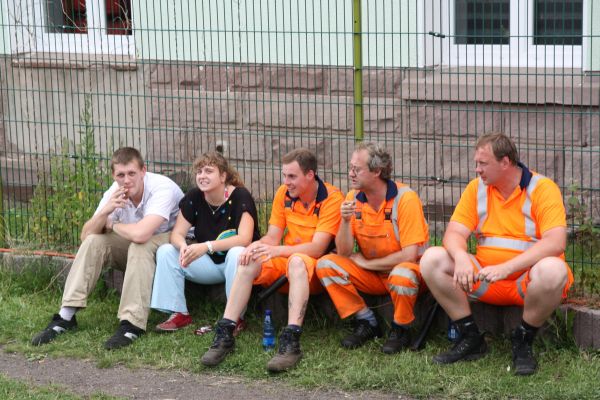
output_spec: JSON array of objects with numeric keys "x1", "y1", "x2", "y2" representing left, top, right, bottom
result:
[
  {"x1": 288, "y1": 256, "x2": 308, "y2": 281},
  {"x1": 420, "y1": 246, "x2": 454, "y2": 279},
  {"x1": 529, "y1": 257, "x2": 568, "y2": 293},
  {"x1": 236, "y1": 261, "x2": 261, "y2": 281}
]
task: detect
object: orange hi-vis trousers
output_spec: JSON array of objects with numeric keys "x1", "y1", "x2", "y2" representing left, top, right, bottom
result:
[
  {"x1": 467, "y1": 253, "x2": 574, "y2": 306},
  {"x1": 253, "y1": 253, "x2": 323, "y2": 295},
  {"x1": 316, "y1": 254, "x2": 424, "y2": 325}
]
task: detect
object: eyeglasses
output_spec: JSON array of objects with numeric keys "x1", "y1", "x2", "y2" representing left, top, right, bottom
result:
[{"x1": 349, "y1": 165, "x2": 365, "y2": 175}]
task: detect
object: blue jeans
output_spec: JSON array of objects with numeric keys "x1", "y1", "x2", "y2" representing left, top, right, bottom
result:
[{"x1": 150, "y1": 244, "x2": 244, "y2": 314}]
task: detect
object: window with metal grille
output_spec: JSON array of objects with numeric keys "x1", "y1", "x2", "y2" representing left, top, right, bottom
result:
[
  {"x1": 455, "y1": 0, "x2": 510, "y2": 45},
  {"x1": 534, "y1": 0, "x2": 582, "y2": 45},
  {"x1": 44, "y1": 0, "x2": 131, "y2": 36},
  {"x1": 45, "y1": 0, "x2": 87, "y2": 34}
]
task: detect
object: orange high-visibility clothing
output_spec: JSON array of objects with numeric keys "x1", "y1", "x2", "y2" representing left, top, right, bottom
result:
[
  {"x1": 254, "y1": 176, "x2": 343, "y2": 294},
  {"x1": 451, "y1": 163, "x2": 573, "y2": 305},
  {"x1": 317, "y1": 181, "x2": 429, "y2": 324}
]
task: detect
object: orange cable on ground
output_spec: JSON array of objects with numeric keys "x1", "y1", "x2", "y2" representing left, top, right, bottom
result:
[{"x1": 0, "y1": 248, "x2": 76, "y2": 259}]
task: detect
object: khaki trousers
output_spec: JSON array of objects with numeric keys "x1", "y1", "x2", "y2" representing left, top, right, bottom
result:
[{"x1": 61, "y1": 231, "x2": 170, "y2": 330}]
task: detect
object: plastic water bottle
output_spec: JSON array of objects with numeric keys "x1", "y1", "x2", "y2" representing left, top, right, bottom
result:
[
  {"x1": 262, "y1": 309, "x2": 275, "y2": 351},
  {"x1": 447, "y1": 319, "x2": 460, "y2": 342}
]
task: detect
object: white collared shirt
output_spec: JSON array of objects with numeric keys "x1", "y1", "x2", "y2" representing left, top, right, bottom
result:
[{"x1": 95, "y1": 172, "x2": 184, "y2": 234}]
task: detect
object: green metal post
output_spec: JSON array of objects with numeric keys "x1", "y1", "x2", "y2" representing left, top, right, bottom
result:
[
  {"x1": 353, "y1": 0, "x2": 364, "y2": 142},
  {"x1": 0, "y1": 174, "x2": 4, "y2": 247}
]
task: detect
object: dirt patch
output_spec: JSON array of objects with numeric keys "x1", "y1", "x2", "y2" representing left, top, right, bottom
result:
[{"x1": 0, "y1": 348, "x2": 408, "y2": 399}]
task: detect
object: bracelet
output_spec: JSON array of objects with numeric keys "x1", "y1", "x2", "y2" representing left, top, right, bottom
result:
[{"x1": 205, "y1": 241, "x2": 214, "y2": 255}]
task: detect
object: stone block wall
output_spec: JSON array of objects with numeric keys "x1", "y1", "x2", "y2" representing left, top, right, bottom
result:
[{"x1": 2, "y1": 57, "x2": 600, "y2": 231}]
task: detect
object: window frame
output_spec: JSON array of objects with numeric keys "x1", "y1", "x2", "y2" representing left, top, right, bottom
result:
[
  {"x1": 440, "y1": 0, "x2": 584, "y2": 68},
  {"x1": 30, "y1": 0, "x2": 134, "y2": 56}
]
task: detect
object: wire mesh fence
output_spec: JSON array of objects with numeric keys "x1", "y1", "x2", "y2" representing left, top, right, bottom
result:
[{"x1": 0, "y1": 0, "x2": 599, "y2": 298}]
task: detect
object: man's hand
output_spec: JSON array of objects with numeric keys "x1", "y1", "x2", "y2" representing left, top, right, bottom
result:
[
  {"x1": 101, "y1": 187, "x2": 129, "y2": 216},
  {"x1": 477, "y1": 263, "x2": 511, "y2": 283},
  {"x1": 453, "y1": 251, "x2": 477, "y2": 293},
  {"x1": 179, "y1": 242, "x2": 208, "y2": 268},
  {"x1": 349, "y1": 252, "x2": 369, "y2": 269},
  {"x1": 239, "y1": 241, "x2": 279, "y2": 266},
  {"x1": 340, "y1": 200, "x2": 355, "y2": 222},
  {"x1": 247, "y1": 243, "x2": 279, "y2": 264}
]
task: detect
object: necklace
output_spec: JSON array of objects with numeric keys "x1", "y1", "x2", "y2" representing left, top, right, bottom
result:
[
  {"x1": 206, "y1": 187, "x2": 230, "y2": 215},
  {"x1": 207, "y1": 201, "x2": 227, "y2": 215}
]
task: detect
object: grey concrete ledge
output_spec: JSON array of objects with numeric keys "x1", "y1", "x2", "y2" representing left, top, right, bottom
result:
[{"x1": 10, "y1": 53, "x2": 138, "y2": 71}]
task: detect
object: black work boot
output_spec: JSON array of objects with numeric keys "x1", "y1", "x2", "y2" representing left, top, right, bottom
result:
[
  {"x1": 201, "y1": 319, "x2": 236, "y2": 367},
  {"x1": 381, "y1": 323, "x2": 411, "y2": 354},
  {"x1": 511, "y1": 324, "x2": 538, "y2": 376},
  {"x1": 32, "y1": 314, "x2": 78, "y2": 346},
  {"x1": 267, "y1": 327, "x2": 303, "y2": 372},
  {"x1": 341, "y1": 318, "x2": 382, "y2": 349},
  {"x1": 433, "y1": 318, "x2": 487, "y2": 364},
  {"x1": 104, "y1": 320, "x2": 145, "y2": 350}
]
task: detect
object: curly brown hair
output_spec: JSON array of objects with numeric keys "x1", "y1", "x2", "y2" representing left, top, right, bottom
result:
[{"x1": 193, "y1": 151, "x2": 244, "y2": 187}]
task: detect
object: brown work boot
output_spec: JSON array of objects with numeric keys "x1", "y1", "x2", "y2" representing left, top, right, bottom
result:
[
  {"x1": 200, "y1": 319, "x2": 235, "y2": 367},
  {"x1": 266, "y1": 327, "x2": 303, "y2": 372}
]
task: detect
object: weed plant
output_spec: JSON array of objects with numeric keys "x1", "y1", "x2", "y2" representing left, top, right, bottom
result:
[
  {"x1": 567, "y1": 185, "x2": 600, "y2": 300},
  {"x1": 27, "y1": 96, "x2": 110, "y2": 251}
]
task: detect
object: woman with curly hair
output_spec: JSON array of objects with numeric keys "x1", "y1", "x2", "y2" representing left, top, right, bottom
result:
[{"x1": 151, "y1": 151, "x2": 260, "y2": 333}]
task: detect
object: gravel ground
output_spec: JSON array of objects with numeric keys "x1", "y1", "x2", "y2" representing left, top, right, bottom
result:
[{"x1": 0, "y1": 349, "x2": 409, "y2": 399}]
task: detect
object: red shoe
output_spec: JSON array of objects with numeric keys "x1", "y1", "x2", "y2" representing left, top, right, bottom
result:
[
  {"x1": 233, "y1": 318, "x2": 247, "y2": 337},
  {"x1": 155, "y1": 313, "x2": 193, "y2": 332}
]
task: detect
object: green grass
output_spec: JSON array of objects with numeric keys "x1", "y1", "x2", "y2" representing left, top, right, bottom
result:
[
  {"x1": 0, "y1": 374, "x2": 120, "y2": 400},
  {"x1": 1, "y1": 262, "x2": 600, "y2": 399}
]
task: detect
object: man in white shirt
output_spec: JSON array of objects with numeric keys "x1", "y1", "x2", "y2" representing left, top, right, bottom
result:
[{"x1": 32, "y1": 147, "x2": 183, "y2": 350}]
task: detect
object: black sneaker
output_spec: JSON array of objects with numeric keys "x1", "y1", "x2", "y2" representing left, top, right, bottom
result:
[
  {"x1": 381, "y1": 324, "x2": 411, "y2": 354},
  {"x1": 104, "y1": 320, "x2": 144, "y2": 350},
  {"x1": 31, "y1": 314, "x2": 78, "y2": 346},
  {"x1": 267, "y1": 327, "x2": 303, "y2": 372},
  {"x1": 511, "y1": 325, "x2": 538, "y2": 376},
  {"x1": 341, "y1": 318, "x2": 382, "y2": 349},
  {"x1": 200, "y1": 320, "x2": 235, "y2": 367},
  {"x1": 433, "y1": 332, "x2": 488, "y2": 364}
]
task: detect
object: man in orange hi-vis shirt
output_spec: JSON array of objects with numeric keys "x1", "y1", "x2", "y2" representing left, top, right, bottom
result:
[
  {"x1": 316, "y1": 142, "x2": 429, "y2": 354},
  {"x1": 420, "y1": 133, "x2": 573, "y2": 376},
  {"x1": 201, "y1": 148, "x2": 343, "y2": 372}
]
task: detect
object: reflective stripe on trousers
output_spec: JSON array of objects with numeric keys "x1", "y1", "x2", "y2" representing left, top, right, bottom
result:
[
  {"x1": 467, "y1": 254, "x2": 526, "y2": 302},
  {"x1": 388, "y1": 267, "x2": 419, "y2": 296},
  {"x1": 317, "y1": 259, "x2": 351, "y2": 288}
]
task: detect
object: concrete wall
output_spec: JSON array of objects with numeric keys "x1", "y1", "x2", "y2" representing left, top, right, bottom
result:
[{"x1": 2, "y1": 58, "x2": 599, "y2": 228}]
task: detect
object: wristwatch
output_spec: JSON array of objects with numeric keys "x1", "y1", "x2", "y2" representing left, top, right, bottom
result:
[{"x1": 205, "y1": 241, "x2": 214, "y2": 255}]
